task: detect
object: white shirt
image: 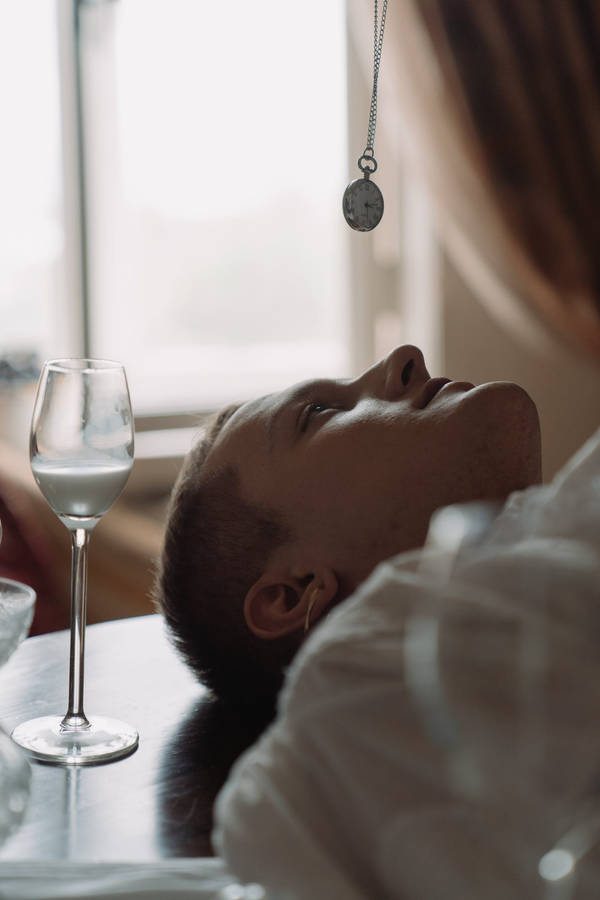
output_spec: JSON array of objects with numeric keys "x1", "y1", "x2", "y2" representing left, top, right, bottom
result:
[{"x1": 214, "y1": 428, "x2": 600, "y2": 899}]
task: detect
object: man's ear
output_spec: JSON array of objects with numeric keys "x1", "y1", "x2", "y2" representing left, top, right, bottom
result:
[{"x1": 244, "y1": 568, "x2": 338, "y2": 641}]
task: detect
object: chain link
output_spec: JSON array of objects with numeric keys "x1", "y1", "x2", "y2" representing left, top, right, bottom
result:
[{"x1": 363, "y1": 0, "x2": 389, "y2": 166}]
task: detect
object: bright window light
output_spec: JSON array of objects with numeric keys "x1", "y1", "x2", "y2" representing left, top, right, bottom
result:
[
  {"x1": 0, "y1": 1, "x2": 64, "y2": 360},
  {"x1": 82, "y1": 0, "x2": 349, "y2": 413}
]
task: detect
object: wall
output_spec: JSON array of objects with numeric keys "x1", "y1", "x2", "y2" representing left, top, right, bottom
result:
[{"x1": 442, "y1": 254, "x2": 600, "y2": 480}]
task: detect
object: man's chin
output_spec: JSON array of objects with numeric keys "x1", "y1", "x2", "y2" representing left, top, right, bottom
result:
[
  {"x1": 467, "y1": 379, "x2": 538, "y2": 418},
  {"x1": 467, "y1": 380, "x2": 542, "y2": 489}
]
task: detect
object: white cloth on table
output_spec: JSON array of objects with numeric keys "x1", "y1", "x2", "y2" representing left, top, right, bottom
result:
[
  {"x1": 0, "y1": 859, "x2": 250, "y2": 900},
  {"x1": 213, "y1": 427, "x2": 600, "y2": 900}
]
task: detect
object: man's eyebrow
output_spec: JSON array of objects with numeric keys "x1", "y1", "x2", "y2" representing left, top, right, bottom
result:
[{"x1": 266, "y1": 379, "x2": 340, "y2": 452}]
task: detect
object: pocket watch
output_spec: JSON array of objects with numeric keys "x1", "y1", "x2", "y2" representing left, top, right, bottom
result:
[
  {"x1": 342, "y1": 172, "x2": 384, "y2": 232},
  {"x1": 342, "y1": 0, "x2": 388, "y2": 233}
]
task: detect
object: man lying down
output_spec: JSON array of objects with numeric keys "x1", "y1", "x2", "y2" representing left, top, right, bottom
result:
[
  {"x1": 155, "y1": 347, "x2": 600, "y2": 898},
  {"x1": 154, "y1": 0, "x2": 600, "y2": 889},
  {"x1": 157, "y1": 344, "x2": 542, "y2": 712}
]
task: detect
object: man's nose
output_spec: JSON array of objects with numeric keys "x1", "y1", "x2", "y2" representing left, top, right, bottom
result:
[{"x1": 355, "y1": 345, "x2": 429, "y2": 400}]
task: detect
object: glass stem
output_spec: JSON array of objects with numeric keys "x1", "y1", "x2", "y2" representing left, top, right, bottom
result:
[{"x1": 61, "y1": 527, "x2": 91, "y2": 730}]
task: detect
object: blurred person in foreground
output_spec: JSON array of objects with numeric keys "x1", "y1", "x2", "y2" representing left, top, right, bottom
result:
[{"x1": 156, "y1": 1, "x2": 600, "y2": 897}]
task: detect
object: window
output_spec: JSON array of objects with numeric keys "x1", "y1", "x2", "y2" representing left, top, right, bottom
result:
[
  {"x1": 0, "y1": 1, "x2": 66, "y2": 365},
  {"x1": 1, "y1": 0, "x2": 400, "y2": 420},
  {"x1": 79, "y1": 0, "x2": 349, "y2": 413}
]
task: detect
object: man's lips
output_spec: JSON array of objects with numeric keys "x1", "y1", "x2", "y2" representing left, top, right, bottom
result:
[
  {"x1": 416, "y1": 377, "x2": 476, "y2": 408},
  {"x1": 416, "y1": 377, "x2": 452, "y2": 409}
]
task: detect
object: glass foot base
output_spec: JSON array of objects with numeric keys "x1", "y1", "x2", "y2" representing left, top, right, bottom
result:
[{"x1": 11, "y1": 716, "x2": 138, "y2": 766}]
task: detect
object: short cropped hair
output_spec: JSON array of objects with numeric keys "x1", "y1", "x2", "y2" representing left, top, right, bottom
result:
[{"x1": 154, "y1": 406, "x2": 297, "y2": 716}]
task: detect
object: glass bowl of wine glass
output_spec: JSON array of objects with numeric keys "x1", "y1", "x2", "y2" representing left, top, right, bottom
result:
[{"x1": 0, "y1": 575, "x2": 36, "y2": 847}]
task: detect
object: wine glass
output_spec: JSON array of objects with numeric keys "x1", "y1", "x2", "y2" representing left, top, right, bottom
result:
[{"x1": 11, "y1": 359, "x2": 138, "y2": 765}]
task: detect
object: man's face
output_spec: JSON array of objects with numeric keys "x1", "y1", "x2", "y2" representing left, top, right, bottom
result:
[{"x1": 207, "y1": 345, "x2": 541, "y2": 589}]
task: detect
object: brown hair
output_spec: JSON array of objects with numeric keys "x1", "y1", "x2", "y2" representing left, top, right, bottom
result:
[{"x1": 154, "y1": 406, "x2": 296, "y2": 716}]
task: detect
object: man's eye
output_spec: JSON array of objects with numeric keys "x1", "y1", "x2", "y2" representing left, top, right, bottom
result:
[{"x1": 300, "y1": 403, "x2": 328, "y2": 432}]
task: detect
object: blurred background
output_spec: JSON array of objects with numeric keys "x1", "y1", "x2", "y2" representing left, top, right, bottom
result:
[{"x1": 1, "y1": 0, "x2": 599, "y2": 633}]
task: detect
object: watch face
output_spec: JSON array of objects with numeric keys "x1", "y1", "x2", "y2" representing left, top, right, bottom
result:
[{"x1": 343, "y1": 177, "x2": 384, "y2": 231}]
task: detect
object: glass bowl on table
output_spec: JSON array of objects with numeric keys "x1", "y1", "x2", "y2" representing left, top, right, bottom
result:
[{"x1": 0, "y1": 574, "x2": 36, "y2": 848}]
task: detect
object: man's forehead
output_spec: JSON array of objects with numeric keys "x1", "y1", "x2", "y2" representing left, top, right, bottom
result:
[
  {"x1": 206, "y1": 373, "x2": 330, "y2": 472},
  {"x1": 207, "y1": 393, "x2": 274, "y2": 471}
]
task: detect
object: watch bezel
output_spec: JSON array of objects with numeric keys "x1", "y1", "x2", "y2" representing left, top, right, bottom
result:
[{"x1": 342, "y1": 177, "x2": 384, "y2": 232}]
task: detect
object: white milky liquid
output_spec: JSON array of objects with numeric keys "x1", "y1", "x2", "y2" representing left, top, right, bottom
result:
[{"x1": 31, "y1": 458, "x2": 132, "y2": 518}]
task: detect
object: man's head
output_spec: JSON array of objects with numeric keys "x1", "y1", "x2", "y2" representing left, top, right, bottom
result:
[
  {"x1": 156, "y1": 406, "x2": 297, "y2": 713},
  {"x1": 156, "y1": 344, "x2": 541, "y2": 707}
]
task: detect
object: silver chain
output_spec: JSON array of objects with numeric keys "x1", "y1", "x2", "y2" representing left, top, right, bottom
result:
[
  {"x1": 366, "y1": 0, "x2": 388, "y2": 152},
  {"x1": 357, "y1": 0, "x2": 389, "y2": 174}
]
